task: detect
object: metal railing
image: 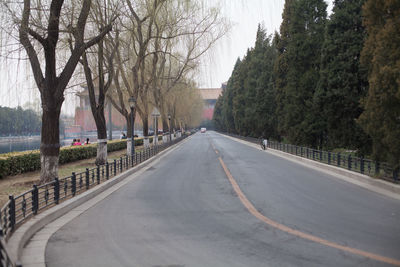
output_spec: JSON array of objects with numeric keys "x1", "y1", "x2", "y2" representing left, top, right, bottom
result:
[
  {"x1": 1, "y1": 228, "x2": 21, "y2": 267},
  {"x1": 223, "y1": 133, "x2": 399, "y2": 184},
  {"x1": 0, "y1": 133, "x2": 188, "y2": 266}
]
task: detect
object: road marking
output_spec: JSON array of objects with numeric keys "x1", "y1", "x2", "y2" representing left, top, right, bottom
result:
[{"x1": 218, "y1": 156, "x2": 400, "y2": 266}]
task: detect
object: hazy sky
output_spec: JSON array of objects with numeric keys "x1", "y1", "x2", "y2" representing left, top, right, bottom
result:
[{"x1": 0, "y1": 0, "x2": 333, "y2": 115}]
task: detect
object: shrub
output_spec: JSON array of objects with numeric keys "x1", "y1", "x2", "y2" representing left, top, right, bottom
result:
[{"x1": 0, "y1": 138, "x2": 148, "y2": 179}]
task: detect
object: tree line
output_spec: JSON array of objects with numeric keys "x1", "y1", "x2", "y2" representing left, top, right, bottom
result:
[
  {"x1": 213, "y1": 0, "x2": 400, "y2": 169},
  {"x1": 0, "y1": 106, "x2": 41, "y2": 136},
  {"x1": 0, "y1": 0, "x2": 227, "y2": 183}
]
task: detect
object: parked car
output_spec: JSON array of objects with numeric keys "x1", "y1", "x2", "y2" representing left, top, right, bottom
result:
[{"x1": 201, "y1": 127, "x2": 206, "y2": 133}]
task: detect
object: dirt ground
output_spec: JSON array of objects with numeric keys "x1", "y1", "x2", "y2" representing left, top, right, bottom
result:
[{"x1": 0, "y1": 148, "x2": 138, "y2": 207}]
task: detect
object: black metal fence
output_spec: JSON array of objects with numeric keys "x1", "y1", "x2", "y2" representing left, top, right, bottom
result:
[
  {"x1": 0, "y1": 134, "x2": 188, "y2": 266},
  {"x1": 223, "y1": 133, "x2": 399, "y2": 184},
  {"x1": 1, "y1": 228, "x2": 20, "y2": 267}
]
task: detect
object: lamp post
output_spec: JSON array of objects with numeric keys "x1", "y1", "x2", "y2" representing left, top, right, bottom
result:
[
  {"x1": 128, "y1": 97, "x2": 136, "y2": 157},
  {"x1": 168, "y1": 114, "x2": 171, "y2": 142}
]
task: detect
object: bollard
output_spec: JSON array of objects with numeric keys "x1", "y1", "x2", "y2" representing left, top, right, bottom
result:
[
  {"x1": 328, "y1": 152, "x2": 331, "y2": 165},
  {"x1": 337, "y1": 153, "x2": 341, "y2": 167},
  {"x1": 114, "y1": 159, "x2": 117, "y2": 175},
  {"x1": 120, "y1": 157, "x2": 123, "y2": 172}
]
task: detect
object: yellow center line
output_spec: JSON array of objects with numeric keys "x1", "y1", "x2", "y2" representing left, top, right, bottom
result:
[{"x1": 218, "y1": 156, "x2": 400, "y2": 266}]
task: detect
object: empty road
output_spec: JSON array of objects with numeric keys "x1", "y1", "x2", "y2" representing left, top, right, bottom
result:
[{"x1": 46, "y1": 131, "x2": 400, "y2": 266}]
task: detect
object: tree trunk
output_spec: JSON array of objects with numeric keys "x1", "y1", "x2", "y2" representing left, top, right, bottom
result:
[
  {"x1": 161, "y1": 114, "x2": 169, "y2": 133},
  {"x1": 94, "y1": 107, "x2": 107, "y2": 165},
  {"x1": 143, "y1": 116, "x2": 149, "y2": 137},
  {"x1": 125, "y1": 111, "x2": 135, "y2": 155},
  {"x1": 40, "y1": 105, "x2": 61, "y2": 184}
]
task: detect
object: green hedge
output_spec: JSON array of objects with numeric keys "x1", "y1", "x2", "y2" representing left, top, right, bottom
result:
[{"x1": 0, "y1": 138, "x2": 154, "y2": 179}]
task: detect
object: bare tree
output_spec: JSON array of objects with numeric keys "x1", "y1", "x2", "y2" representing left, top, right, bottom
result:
[
  {"x1": 77, "y1": 0, "x2": 119, "y2": 165},
  {"x1": 16, "y1": 0, "x2": 113, "y2": 183},
  {"x1": 148, "y1": 0, "x2": 228, "y2": 131},
  {"x1": 108, "y1": 0, "x2": 228, "y2": 150}
]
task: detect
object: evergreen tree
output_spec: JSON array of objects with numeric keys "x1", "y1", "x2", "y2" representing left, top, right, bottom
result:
[
  {"x1": 359, "y1": 0, "x2": 400, "y2": 167},
  {"x1": 274, "y1": 1, "x2": 294, "y2": 139},
  {"x1": 213, "y1": 95, "x2": 225, "y2": 131},
  {"x1": 222, "y1": 58, "x2": 242, "y2": 133},
  {"x1": 275, "y1": 0, "x2": 327, "y2": 146},
  {"x1": 254, "y1": 31, "x2": 278, "y2": 139},
  {"x1": 315, "y1": 0, "x2": 370, "y2": 153}
]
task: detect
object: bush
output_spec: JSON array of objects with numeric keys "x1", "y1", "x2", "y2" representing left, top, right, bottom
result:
[{"x1": 0, "y1": 138, "x2": 148, "y2": 179}]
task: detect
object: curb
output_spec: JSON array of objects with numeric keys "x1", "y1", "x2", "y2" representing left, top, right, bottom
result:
[
  {"x1": 7, "y1": 136, "x2": 191, "y2": 264},
  {"x1": 220, "y1": 133, "x2": 400, "y2": 200}
]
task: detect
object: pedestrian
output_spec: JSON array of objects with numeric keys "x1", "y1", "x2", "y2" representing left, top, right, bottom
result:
[
  {"x1": 263, "y1": 138, "x2": 268, "y2": 150},
  {"x1": 71, "y1": 138, "x2": 76, "y2": 146},
  {"x1": 85, "y1": 138, "x2": 90, "y2": 145}
]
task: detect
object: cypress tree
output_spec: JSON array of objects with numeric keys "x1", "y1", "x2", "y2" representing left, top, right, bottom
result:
[
  {"x1": 359, "y1": 0, "x2": 400, "y2": 167},
  {"x1": 222, "y1": 58, "x2": 242, "y2": 133},
  {"x1": 315, "y1": 0, "x2": 370, "y2": 152},
  {"x1": 275, "y1": 0, "x2": 327, "y2": 146}
]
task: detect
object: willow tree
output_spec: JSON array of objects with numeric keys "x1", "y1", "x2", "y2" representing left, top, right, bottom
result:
[
  {"x1": 149, "y1": 0, "x2": 228, "y2": 132},
  {"x1": 108, "y1": 0, "x2": 228, "y2": 155},
  {"x1": 78, "y1": 0, "x2": 119, "y2": 165},
  {"x1": 11, "y1": 0, "x2": 113, "y2": 183}
]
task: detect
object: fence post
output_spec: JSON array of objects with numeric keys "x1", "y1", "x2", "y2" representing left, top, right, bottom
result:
[
  {"x1": 337, "y1": 153, "x2": 341, "y2": 167},
  {"x1": 348, "y1": 155, "x2": 352, "y2": 170},
  {"x1": 328, "y1": 152, "x2": 331, "y2": 165},
  {"x1": 53, "y1": 178, "x2": 60, "y2": 204},
  {"x1": 114, "y1": 159, "x2": 117, "y2": 175},
  {"x1": 312, "y1": 150, "x2": 315, "y2": 160},
  {"x1": 71, "y1": 172, "x2": 76, "y2": 196},
  {"x1": 393, "y1": 169, "x2": 399, "y2": 183},
  {"x1": 8, "y1": 195, "x2": 15, "y2": 231},
  {"x1": 85, "y1": 168, "x2": 90, "y2": 190},
  {"x1": 120, "y1": 157, "x2": 123, "y2": 172},
  {"x1": 375, "y1": 161, "x2": 380, "y2": 176},
  {"x1": 106, "y1": 162, "x2": 109, "y2": 179},
  {"x1": 360, "y1": 157, "x2": 364, "y2": 174},
  {"x1": 32, "y1": 185, "x2": 39, "y2": 215},
  {"x1": 97, "y1": 165, "x2": 100, "y2": 184}
]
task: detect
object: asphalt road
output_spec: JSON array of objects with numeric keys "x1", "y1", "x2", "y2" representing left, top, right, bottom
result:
[{"x1": 46, "y1": 131, "x2": 400, "y2": 267}]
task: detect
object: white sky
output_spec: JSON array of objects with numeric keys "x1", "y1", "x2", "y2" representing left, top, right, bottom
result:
[{"x1": 0, "y1": 0, "x2": 333, "y2": 115}]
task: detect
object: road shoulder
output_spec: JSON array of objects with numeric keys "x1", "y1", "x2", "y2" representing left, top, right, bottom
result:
[{"x1": 218, "y1": 132, "x2": 400, "y2": 201}]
